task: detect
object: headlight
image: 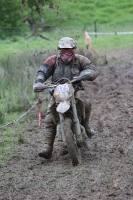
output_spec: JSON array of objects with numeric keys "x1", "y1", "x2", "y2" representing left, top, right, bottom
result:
[{"x1": 54, "y1": 83, "x2": 74, "y2": 102}]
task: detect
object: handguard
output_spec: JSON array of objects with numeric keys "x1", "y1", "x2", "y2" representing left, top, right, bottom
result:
[
  {"x1": 72, "y1": 69, "x2": 95, "y2": 82},
  {"x1": 33, "y1": 82, "x2": 56, "y2": 92},
  {"x1": 33, "y1": 82, "x2": 46, "y2": 92}
]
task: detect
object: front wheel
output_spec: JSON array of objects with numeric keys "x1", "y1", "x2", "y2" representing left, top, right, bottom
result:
[{"x1": 64, "y1": 118, "x2": 81, "y2": 166}]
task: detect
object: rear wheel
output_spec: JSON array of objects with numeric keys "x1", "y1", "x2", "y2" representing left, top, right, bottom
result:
[{"x1": 64, "y1": 118, "x2": 81, "y2": 166}]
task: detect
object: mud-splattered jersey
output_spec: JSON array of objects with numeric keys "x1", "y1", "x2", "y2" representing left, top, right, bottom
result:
[{"x1": 35, "y1": 54, "x2": 98, "y2": 91}]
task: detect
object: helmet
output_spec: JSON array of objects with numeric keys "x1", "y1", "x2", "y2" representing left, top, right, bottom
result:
[{"x1": 58, "y1": 37, "x2": 76, "y2": 49}]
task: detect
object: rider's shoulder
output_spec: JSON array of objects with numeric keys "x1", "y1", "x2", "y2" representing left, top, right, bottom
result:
[
  {"x1": 76, "y1": 54, "x2": 91, "y2": 63},
  {"x1": 44, "y1": 55, "x2": 57, "y2": 66}
]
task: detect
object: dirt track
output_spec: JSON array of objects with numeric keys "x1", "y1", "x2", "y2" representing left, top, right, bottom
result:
[{"x1": 0, "y1": 47, "x2": 133, "y2": 200}]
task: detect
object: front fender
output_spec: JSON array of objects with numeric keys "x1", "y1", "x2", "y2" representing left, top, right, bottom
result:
[
  {"x1": 50, "y1": 102, "x2": 58, "y2": 124},
  {"x1": 56, "y1": 101, "x2": 70, "y2": 114}
]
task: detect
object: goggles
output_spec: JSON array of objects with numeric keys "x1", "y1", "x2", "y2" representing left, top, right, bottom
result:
[{"x1": 60, "y1": 48, "x2": 74, "y2": 54}]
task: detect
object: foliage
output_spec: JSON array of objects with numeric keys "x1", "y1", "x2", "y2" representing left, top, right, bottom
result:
[
  {"x1": 0, "y1": 0, "x2": 24, "y2": 38},
  {"x1": 23, "y1": 0, "x2": 50, "y2": 21},
  {"x1": 27, "y1": 0, "x2": 46, "y2": 7},
  {"x1": 0, "y1": 0, "x2": 51, "y2": 39},
  {"x1": 43, "y1": 0, "x2": 133, "y2": 29},
  {"x1": 0, "y1": 0, "x2": 133, "y2": 38}
]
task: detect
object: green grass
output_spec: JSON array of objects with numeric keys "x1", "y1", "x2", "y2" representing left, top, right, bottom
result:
[
  {"x1": 0, "y1": 32, "x2": 132, "y2": 55},
  {"x1": 43, "y1": 0, "x2": 133, "y2": 27},
  {"x1": 91, "y1": 34, "x2": 133, "y2": 51},
  {"x1": 0, "y1": 124, "x2": 26, "y2": 167}
]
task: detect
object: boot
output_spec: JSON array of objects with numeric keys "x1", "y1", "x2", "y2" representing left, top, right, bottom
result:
[
  {"x1": 82, "y1": 122, "x2": 95, "y2": 138},
  {"x1": 39, "y1": 131, "x2": 56, "y2": 159},
  {"x1": 82, "y1": 99, "x2": 95, "y2": 138},
  {"x1": 39, "y1": 112, "x2": 56, "y2": 159}
]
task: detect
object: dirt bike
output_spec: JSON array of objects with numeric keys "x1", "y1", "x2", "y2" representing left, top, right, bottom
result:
[{"x1": 34, "y1": 77, "x2": 90, "y2": 166}]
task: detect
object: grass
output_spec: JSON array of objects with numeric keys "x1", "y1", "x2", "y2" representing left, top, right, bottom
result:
[
  {"x1": 91, "y1": 34, "x2": 133, "y2": 51},
  {"x1": 0, "y1": 127, "x2": 17, "y2": 162},
  {"x1": 0, "y1": 31, "x2": 133, "y2": 55},
  {"x1": 43, "y1": 0, "x2": 133, "y2": 28}
]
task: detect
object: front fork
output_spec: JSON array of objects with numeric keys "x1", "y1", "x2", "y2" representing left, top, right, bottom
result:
[
  {"x1": 59, "y1": 113, "x2": 66, "y2": 143},
  {"x1": 58, "y1": 95, "x2": 84, "y2": 146},
  {"x1": 71, "y1": 95, "x2": 82, "y2": 138}
]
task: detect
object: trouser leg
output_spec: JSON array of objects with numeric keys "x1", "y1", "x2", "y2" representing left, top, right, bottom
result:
[
  {"x1": 77, "y1": 91, "x2": 95, "y2": 138},
  {"x1": 39, "y1": 111, "x2": 56, "y2": 159},
  {"x1": 82, "y1": 98, "x2": 95, "y2": 138}
]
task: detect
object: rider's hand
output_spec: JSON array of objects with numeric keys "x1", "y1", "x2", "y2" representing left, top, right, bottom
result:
[
  {"x1": 33, "y1": 80, "x2": 44, "y2": 92},
  {"x1": 73, "y1": 69, "x2": 95, "y2": 82}
]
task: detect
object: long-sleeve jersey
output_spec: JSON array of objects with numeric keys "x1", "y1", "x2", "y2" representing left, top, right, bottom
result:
[{"x1": 35, "y1": 54, "x2": 98, "y2": 91}]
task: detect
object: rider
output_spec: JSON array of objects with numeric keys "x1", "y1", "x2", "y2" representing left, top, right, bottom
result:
[{"x1": 33, "y1": 37, "x2": 98, "y2": 159}]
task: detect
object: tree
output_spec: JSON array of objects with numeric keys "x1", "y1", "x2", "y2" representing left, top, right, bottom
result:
[
  {"x1": 0, "y1": 0, "x2": 54, "y2": 39},
  {"x1": 0, "y1": 0, "x2": 22, "y2": 38},
  {"x1": 22, "y1": 0, "x2": 53, "y2": 40}
]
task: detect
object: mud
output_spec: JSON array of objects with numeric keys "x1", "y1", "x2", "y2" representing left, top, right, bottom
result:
[{"x1": 0, "y1": 47, "x2": 133, "y2": 200}]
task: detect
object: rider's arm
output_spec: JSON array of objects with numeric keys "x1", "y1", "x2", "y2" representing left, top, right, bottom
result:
[
  {"x1": 78, "y1": 55, "x2": 98, "y2": 81},
  {"x1": 35, "y1": 55, "x2": 57, "y2": 83}
]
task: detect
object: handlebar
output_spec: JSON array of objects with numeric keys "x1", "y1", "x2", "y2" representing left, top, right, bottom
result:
[
  {"x1": 42, "y1": 77, "x2": 82, "y2": 88},
  {"x1": 33, "y1": 76, "x2": 86, "y2": 92}
]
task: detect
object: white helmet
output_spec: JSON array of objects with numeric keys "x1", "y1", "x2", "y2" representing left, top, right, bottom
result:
[{"x1": 58, "y1": 37, "x2": 76, "y2": 49}]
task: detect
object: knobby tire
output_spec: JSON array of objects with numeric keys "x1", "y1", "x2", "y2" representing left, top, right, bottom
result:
[{"x1": 64, "y1": 118, "x2": 80, "y2": 166}]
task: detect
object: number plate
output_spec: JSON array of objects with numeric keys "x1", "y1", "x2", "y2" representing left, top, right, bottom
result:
[{"x1": 56, "y1": 84, "x2": 69, "y2": 92}]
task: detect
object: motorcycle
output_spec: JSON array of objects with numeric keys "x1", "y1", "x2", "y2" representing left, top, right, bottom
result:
[{"x1": 34, "y1": 77, "x2": 90, "y2": 166}]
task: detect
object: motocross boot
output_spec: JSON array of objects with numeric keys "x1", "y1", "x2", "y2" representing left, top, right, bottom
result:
[
  {"x1": 39, "y1": 131, "x2": 56, "y2": 159},
  {"x1": 81, "y1": 99, "x2": 95, "y2": 138},
  {"x1": 82, "y1": 122, "x2": 95, "y2": 138},
  {"x1": 39, "y1": 113, "x2": 56, "y2": 159}
]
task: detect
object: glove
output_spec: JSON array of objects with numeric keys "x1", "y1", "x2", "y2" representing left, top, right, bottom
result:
[
  {"x1": 33, "y1": 80, "x2": 44, "y2": 92},
  {"x1": 73, "y1": 74, "x2": 88, "y2": 81},
  {"x1": 35, "y1": 79, "x2": 44, "y2": 83},
  {"x1": 75, "y1": 69, "x2": 94, "y2": 81}
]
